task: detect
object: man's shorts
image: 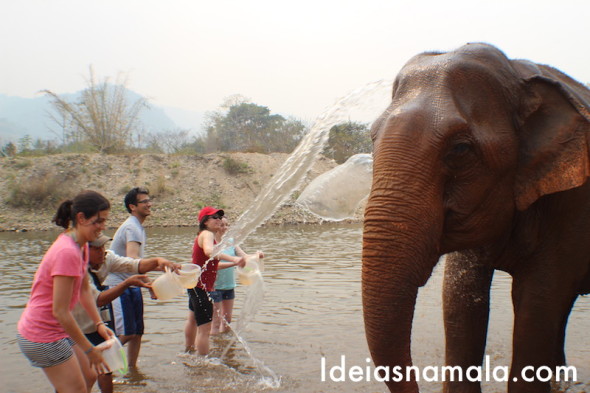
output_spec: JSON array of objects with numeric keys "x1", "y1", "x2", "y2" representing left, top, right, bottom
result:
[
  {"x1": 110, "y1": 286, "x2": 144, "y2": 336},
  {"x1": 188, "y1": 287, "x2": 213, "y2": 326},
  {"x1": 208, "y1": 288, "x2": 235, "y2": 303},
  {"x1": 85, "y1": 331, "x2": 106, "y2": 346},
  {"x1": 17, "y1": 334, "x2": 74, "y2": 368}
]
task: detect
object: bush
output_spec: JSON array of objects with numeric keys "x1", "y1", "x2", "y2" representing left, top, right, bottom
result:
[
  {"x1": 6, "y1": 159, "x2": 33, "y2": 169},
  {"x1": 222, "y1": 156, "x2": 251, "y2": 175},
  {"x1": 151, "y1": 175, "x2": 173, "y2": 197},
  {"x1": 5, "y1": 170, "x2": 74, "y2": 208}
]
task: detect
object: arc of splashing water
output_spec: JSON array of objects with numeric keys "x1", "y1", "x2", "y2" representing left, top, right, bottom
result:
[
  {"x1": 212, "y1": 78, "x2": 393, "y2": 256},
  {"x1": 218, "y1": 272, "x2": 274, "y2": 383},
  {"x1": 195, "y1": 78, "x2": 393, "y2": 385}
]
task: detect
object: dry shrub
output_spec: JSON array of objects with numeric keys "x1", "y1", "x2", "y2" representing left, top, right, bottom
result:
[
  {"x1": 5, "y1": 170, "x2": 74, "y2": 208},
  {"x1": 151, "y1": 175, "x2": 173, "y2": 197}
]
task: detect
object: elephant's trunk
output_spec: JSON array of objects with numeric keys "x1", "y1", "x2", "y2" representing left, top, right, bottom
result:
[{"x1": 363, "y1": 158, "x2": 443, "y2": 392}]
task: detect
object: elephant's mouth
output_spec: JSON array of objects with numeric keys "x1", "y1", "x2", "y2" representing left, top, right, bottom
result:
[
  {"x1": 441, "y1": 209, "x2": 478, "y2": 251},
  {"x1": 443, "y1": 208, "x2": 462, "y2": 231}
]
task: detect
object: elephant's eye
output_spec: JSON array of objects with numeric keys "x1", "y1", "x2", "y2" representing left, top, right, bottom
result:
[
  {"x1": 445, "y1": 141, "x2": 476, "y2": 169},
  {"x1": 450, "y1": 142, "x2": 472, "y2": 156}
]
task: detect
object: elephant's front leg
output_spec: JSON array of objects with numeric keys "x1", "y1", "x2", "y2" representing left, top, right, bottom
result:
[
  {"x1": 443, "y1": 250, "x2": 494, "y2": 393},
  {"x1": 509, "y1": 267, "x2": 578, "y2": 393}
]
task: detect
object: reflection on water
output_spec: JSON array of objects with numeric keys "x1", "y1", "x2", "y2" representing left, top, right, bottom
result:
[{"x1": 0, "y1": 224, "x2": 588, "y2": 392}]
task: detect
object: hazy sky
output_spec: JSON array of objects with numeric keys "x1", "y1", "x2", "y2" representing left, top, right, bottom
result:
[{"x1": 2, "y1": 0, "x2": 589, "y2": 123}]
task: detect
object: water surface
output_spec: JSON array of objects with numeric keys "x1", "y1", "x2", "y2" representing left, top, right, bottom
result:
[{"x1": 0, "y1": 224, "x2": 588, "y2": 392}]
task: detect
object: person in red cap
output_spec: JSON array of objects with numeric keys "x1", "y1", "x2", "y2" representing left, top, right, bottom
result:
[{"x1": 183, "y1": 206, "x2": 246, "y2": 355}]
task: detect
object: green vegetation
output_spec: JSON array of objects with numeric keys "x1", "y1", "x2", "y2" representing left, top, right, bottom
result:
[
  {"x1": 1, "y1": 138, "x2": 59, "y2": 157},
  {"x1": 1, "y1": 69, "x2": 373, "y2": 162},
  {"x1": 323, "y1": 121, "x2": 372, "y2": 164},
  {"x1": 222, "y1": 156, "x2": 252, "y2": 175},
  {"x1": 200, "y1": 99, "x2": 306, "y2": 154},
  {"x1": 0, "y1": 142, "x2": 17, "y2": 157}
]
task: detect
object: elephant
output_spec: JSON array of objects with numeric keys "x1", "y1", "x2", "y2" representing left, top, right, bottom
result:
[{"x1": 362, "y1": 42, "x2": 590, "y2": 393}]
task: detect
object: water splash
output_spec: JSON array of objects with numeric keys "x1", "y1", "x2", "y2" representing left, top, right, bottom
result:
[
  {"x1": 202, "y1": 78, "x2": 393, "y2": 388},
  {"x1": 219, "y1": 275, "x2": 280, "y2": 386},
  {"x1": 296, "y1": 153, "x2": 373, "y2": 220},
  {"x1": 234, "y1": 272, "x2": 264, "y2": 333},
  {"x1": 213, "y1": 78, "x2": 392, "y2": 255}
]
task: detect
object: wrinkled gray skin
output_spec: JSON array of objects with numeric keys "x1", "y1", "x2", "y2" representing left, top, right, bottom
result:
[{"x1": 362, "y1": 43, "x2": 590, "y2": 393}]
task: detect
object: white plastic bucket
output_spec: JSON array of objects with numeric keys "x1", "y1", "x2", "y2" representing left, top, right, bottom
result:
[
  {"x1": 96, "y1": 337, "x2": 128, "y2": 375},
  {"x1": 236, "y1": 257, "x2": 260, "y2": 286},
  {"x1": 176, "y1": 264, "x2": 201, "y2": 289},
  {"x1": 152, "y1": 268, "x2": 184, "y2": 300}
]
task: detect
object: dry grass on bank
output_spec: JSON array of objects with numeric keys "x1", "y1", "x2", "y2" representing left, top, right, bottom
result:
[{"x1": 0, "y1": 152, "x2": 343, "y2": 232}]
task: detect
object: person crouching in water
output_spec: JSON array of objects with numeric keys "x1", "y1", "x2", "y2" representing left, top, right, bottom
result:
[
  {"x1": 73, "y1": 233, "x2": 180, "y2": 393},
  {"x1": 183, "y1": 206, "x2": 246, "y2": 355}
]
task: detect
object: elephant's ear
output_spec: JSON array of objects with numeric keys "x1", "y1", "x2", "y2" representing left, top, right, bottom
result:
[{"x1": 512, "y1": 60, "x2": 590, "y2": 211}]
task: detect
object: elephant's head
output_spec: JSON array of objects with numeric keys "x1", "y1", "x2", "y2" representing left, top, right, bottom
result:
[{"x1": 362, "y1": 43, "x2": 590, "y2": 392}]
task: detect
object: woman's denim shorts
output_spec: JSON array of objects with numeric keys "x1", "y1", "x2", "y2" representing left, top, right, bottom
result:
[{"x1": 208, "y1": 288, "x2": 235, "y2": 303}]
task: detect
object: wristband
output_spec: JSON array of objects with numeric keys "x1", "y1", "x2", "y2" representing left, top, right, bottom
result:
[
  {"x1": 96, "y1": 321, "x2": 105, "y2": 328},
  {"x1": 84, "y1": 346, "x2": 94, "y2": 355}
]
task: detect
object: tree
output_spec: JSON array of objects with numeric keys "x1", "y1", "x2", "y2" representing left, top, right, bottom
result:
[
  {"x1": 43, "y1": 67, "x2": 148, "y2": 153},
  {"x1": 273, "y1": 116, "x2": 307, "y2": 153},
  {"x1": 220, "y1": 94, "x2": 250, "y2": 110},
  {"x1": 144, "y1": 128, "x2": 193, "y2": 154},
  {"x1": 203, "y1": 100, "x2": 306, "y2": 153},
  {"x1": 1, "y1": 142, "x2": 17, "y2": 157},
  {"x1": 17, "y1": 134, "x2": 32, "y2": 154},
  {"x1": 324, "y1": 121, "x2": 372, "y2": 164},
  {"x1": 32, "y1": 138, "x2": 58, "y2": 155}
]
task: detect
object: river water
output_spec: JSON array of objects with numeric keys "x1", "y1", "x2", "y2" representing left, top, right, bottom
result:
[{"x1": 0, "y1": 224, "x2": 588, "y2": 393}]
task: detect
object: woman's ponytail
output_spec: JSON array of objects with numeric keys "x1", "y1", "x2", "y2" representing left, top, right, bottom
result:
[{"x1": 53, "y1": 199, "x2": 74, "y2": 229}]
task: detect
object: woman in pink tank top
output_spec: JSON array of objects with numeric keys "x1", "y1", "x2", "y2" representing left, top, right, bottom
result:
[{"x1": 17, "y1": 190, "x2": 115, "y2": 393}]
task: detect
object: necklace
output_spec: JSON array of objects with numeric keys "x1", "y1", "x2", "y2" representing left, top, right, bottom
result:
[{"x1": 65, "y1": 229, "x2": 79, "y2": 246}]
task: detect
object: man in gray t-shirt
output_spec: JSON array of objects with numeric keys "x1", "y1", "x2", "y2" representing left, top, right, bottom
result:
[
  {"x1": 105, "y1": 187, "x2": 152, "y2": 369},
  {"x1": 106, "y1": 215, "x2": 146, "y2": 285}
]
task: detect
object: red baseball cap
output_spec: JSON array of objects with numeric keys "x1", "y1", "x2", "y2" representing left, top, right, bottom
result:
[{"x1": 198, "y1": 206, "x2": 224, "y2": 222}]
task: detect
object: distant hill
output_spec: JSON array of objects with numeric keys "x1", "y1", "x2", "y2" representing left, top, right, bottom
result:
[
  {"x1": 0, "y1": 89, "x2": 205, "y2": 143},
  {"x1": 0, "y1": 95, "x2": 50, "y2": 142},
  {"x1": 162, "y1": 106, "x2": 206, "y2": 133}
]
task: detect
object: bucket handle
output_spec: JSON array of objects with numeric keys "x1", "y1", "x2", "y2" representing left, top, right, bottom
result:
[{"x1": 165, "y1": 266, "x2": 182, "y2": 284}]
